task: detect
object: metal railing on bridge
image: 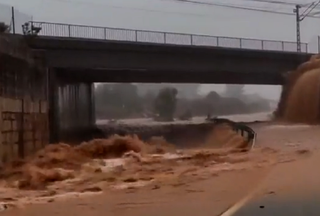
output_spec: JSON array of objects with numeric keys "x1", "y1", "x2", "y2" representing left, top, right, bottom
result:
[{"x1": 24, "y1": 21, "x2": 308, "y2": 53}]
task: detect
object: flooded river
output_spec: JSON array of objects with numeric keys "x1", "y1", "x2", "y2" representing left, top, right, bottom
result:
[
  {"x1": 96, "y1": 112, "x2": 272, "y2": 126},
  {"x1": 1, "y1": 112, "x2": 319, "y2": 216}
]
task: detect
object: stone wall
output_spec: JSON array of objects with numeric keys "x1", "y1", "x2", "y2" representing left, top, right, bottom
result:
[{"x1": 0, "y1": 34, "x2": 48, "y2": 164}]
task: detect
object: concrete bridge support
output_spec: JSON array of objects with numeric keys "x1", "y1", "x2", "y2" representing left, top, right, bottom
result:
[{"x1": 48, "y1": 69, "x2": 95, "y2": 143}]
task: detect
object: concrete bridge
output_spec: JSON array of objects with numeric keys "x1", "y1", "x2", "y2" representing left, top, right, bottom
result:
[
  {"x1": 25, "y1": 21, "x2": 312, "y2": 85},
  {"x1": 21, "y1": 21, "x2": 313, "y2": 143}
]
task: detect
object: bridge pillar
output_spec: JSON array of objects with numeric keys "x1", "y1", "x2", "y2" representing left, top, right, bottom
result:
[
  {"x1": 88, "y1": 83, "x2": 96, "y2": 126},
  {"x1": 48, "y1": 69, "x2": 96, "y2": 143},
  {"x1": 56, "y1": 81, "x2": 96, "y2": 143},
  {"x1": 48, "y1": 68, "x2": 60, "y2": 143}
]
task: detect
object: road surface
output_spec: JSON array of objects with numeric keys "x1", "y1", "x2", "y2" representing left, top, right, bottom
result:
[{"x1": 231, "y1": 149, "x2": 320, "y2": 216}]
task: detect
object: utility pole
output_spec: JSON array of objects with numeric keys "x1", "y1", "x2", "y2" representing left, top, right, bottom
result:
[
  {"x1": 294, "y1": 5, "x2": 301, "y2": 52},
  {"x1": 11, "y1": 6, "x2": 15, "y2": 34},
  {"x1": 294, "y1": 1, "x2": 320, "y2": 52}
]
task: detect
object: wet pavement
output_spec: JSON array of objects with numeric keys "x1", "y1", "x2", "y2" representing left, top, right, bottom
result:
[
  {"x1": 225, "y1": 145, "x2": 320, "y2": 216},
  {"x1": 233, "y1": 195, "x2": 320, "y2": 216}
]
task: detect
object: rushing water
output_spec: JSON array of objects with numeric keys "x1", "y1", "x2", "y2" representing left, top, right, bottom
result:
[{"x1": 96, "y1": 112, "x2": 272, "y2": 126}]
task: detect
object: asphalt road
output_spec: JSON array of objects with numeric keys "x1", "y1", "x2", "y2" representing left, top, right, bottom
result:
[
  {"x1": 232, "y1": 195, "x2": 320, "y2": 216},
  {"x1": 223, "y1": 148, "x2": 320, "y2": 216}
]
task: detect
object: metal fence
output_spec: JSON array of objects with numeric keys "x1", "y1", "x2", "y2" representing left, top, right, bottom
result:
[{"x1": 27, "y1": 21, "x2": 308, "y2": 53}]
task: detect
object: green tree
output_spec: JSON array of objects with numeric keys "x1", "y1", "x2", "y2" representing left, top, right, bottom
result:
[
  {"x1": 224, "y1": 84, "x2": 245, "y2": 98},
  {"x1": 205, "y1": 91, "x2": 220, "y2": 101},
  {"x1": 154, "y1": 87, "x2": 178, "y2": 121},
  {"x1": 95, "y1": 83, "x2": 142, "y2": 118},
  {"x1": 0, "y1": 22, "x2": 10, "y2": 33}
]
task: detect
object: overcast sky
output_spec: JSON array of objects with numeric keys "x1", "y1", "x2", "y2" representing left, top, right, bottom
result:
[{"x1": 1, "y1": 0, "x2": 319, "y2": 99}]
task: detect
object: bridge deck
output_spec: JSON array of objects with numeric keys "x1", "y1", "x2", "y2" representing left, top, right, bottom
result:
[
  {"x1": 27, "y1": 21, "x2": 309, "y2": 53},
  {"x1": 21, "y1": 21, "x2": 313, "y2": 85},
  {"x1": 24, "y1": 35, "x2": 311, "y2": 85}
]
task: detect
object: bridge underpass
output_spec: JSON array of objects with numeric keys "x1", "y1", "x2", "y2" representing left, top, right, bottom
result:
[
  {"x1": 23, "y1": 22, "x2": 314, "y2": 143},
  {"x1": 42, "y1": 46, "x2": 311, "y2": 142},
  {"x1": 45, "y1": 47, "x2": 310, "y2": 143},
  {"x1": 48, "y1": 70, "x2": 96, "y2": 143},
  {"x1": 48, "y1": 66, "x2": 286, "y2": 144}
]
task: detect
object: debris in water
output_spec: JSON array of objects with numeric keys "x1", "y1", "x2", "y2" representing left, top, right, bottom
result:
[{"x1": 0, "y1": 125, "x2": 263, "y2": 191}]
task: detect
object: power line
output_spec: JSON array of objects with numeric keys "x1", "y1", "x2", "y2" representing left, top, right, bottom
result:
[
  {"x1": 239, "y1": 0, "x2": 313, "y2": 7},
  {"x1": 165, "y1": 0, "x2": 320, "y2": 17},
  {"x1": 34, "y1": 0, "x2": 320, "y2": 48},
  {"x1": 294, "y1": 0, "x2": 320, "y2": 51},
  {"x1": 42, "y1": 0, "x2": 296, "y2": 16},
  {"x1": 37, "y1": 0, "x2": 320, "y2": 19},
  {"x1": 209, "y1": 0, "x2": 293, "y2": 13},
  {"x1": 240, "y1": 0, "x2": 320, "y2": 15},
  {"x1": 169, "y1": 0, "x2": 291, "y2": 14},
  {"x1": 39, "y1": 0, "x2": 209, "y2": 17},
  {"x1": 230, "y1": 0, "x2": 295, "y2": 6},
  {"x1": 166, "y1": 0, "x2": 308, "y2": 16},
  {"x1": 301, "y1": 0, "x2": 320, "y2": 19}
]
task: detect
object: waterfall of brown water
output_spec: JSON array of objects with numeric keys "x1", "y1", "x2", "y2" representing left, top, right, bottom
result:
[
  {"x1": 283, "y1": 68, "x2": 320, "y2": 123},
  {"x1": 276, "y1": 55, "x2": 320, "y2": 124}
]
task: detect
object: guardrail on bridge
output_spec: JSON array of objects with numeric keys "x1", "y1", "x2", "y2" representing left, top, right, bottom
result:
[{"x1": 24, "y1": 21, "x2": 308, "y2": 53}]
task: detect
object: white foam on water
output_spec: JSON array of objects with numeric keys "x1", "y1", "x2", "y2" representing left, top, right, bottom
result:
[
  {"x1": 89, "y1": 153, "x2": 187, "y2": 174},
  {"x1": 151, "y1": 153, "x2": 186, "y2": 160},
  {"x1": 103, "y1": 158, "x2": 127, "y2": 169},
  {"x1": 112, "y1": 180, "x2": 154, "y2": 190}
]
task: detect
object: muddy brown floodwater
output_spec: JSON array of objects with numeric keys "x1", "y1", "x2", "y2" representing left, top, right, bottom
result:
[
  {"x1": 0, "y1": 117, "x2": 317, "y2": 216},
  {"x1": 2, "y1": 55, "x2": 318, "y2": 216}
]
